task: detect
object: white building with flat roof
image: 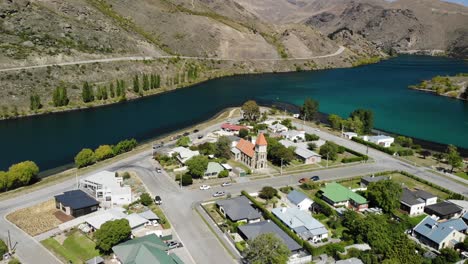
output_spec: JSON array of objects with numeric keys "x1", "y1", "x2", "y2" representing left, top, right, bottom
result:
[
  {"x1": 363, "y1": 135, "x2": 395, "y2": 148},
  {"x1": 79, "y1": 171, "x2": 132, "y2": 206}
]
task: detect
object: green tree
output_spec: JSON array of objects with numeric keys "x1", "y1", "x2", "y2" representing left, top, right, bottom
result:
[
  {"x1": 396, "y1": 136, "x2": 413, "y2": 147},
  {"x1": 95, "y1": 219, "x2": 131, "y2": 253},
  {"x1": 109, "y1": 83, "x2": 115, "y2": 98},
  {"x1": 350, "y1": 109, "x2": 374, "y2": 134},
  {"x1": 266, "y1": 137, "x2": 295, "y2": 165},
  {"x1": 133, "y1": 74, "x2": 140, "y2": 93},
  {"x1": 113, "y1": 139, "x2": 138, "y2": 155},
  {"x1": 0, "y1": 239, "x2": 8, "y2": 256},
  {"x1": 186, "y1": 155, "x2": 209, "y2": 178},
  {"x1": 198, "y1": 142, "x2": 216, "y2": 155},
  {"x1": 139, "y1": 192, "x2": 153, "y2": 206},
  {"x1": 74, "y1": 148, "x2": 96, "y2": 168},
  {"x1": 300, "y1": 97, "x2": 319, "y2": 121},
  {"x1": 29, "y1": 94, "x2": 42, "y2": 110},
  {"x1": 307, "y1": 142, "x2": 317, "y2": 150},
  {"x1": 142, "y1": 74, "x2": 149, "y2": 91},
  {"x1": 243, "y1": 233, "x2": 290, "y2": 264},
  {"x1": 8, "y1": 161, "x2": 39, "y2": 188},
  {"x1": 218, "y1": 170, "x2": 229, "y2": 178},
  {"x1": 367, "y1": 180, "x2": 402, "y2": 213},
  {"x1": 305, "y1": 133, "x2": 319, "y2": 141},
  {"x1": 0, "y1": 171, "x2": 9, "y2": 191},
  {"x1": 259, "y1": 186, "x2": 278, "y2": 200},
  {"x1": 82, "y1": 82, "x2": 94, "y2": 103},
  {"x1": 52, "y1": 86, "x2": 69, "y2": 107},
  {"x1": 176, "y1": 136, "x2": 191, "y2": 147},
  {"x1": 241, "y1": 100, "x2": 260, "y2": 121},
  {"x1": 215, "y1": 136, "x2": 232, "y2": 159},
  {"x1": 181, "y1": 173, "x2": 193, "y2": 186},
  {"x1": 239, "y1": 128, "x2": 249, "y2": 139},
  {"x1": 446, "y1": 144, "x2": 463, "y2": 172},
  {"x1": 94, "y1": 145, "x2": 114, "y2": 161},
  {"x1": 344, "y1": 116, "x2": 364, "y2": 134},
  {"x1": 319, "y1": 141, "x2": 339, "y2": 161},
  {"x1": 328, "y1": 114, "x2": 343, "y2": 130},
  {"x1": 433, "y1": 248, "x2": 460, "y2": 264}
]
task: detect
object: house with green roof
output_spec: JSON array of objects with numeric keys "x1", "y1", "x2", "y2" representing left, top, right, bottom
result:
[
  {"x1": 319, "y1": 182, "x2": 368, "y2": 212},
  {"x1": 203, "y1": 162, "x2": 225, "y2": 179},
  {"x1": 112, "y1": 234, "x2": 184, "y2": 264}
]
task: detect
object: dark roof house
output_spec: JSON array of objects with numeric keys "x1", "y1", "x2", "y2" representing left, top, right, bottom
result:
[
  {"x1": 360, "y1": 176, "x2": 389, "y2": 187},
  {"x1": 54, "y1": 190, "x2": 99, "y2": 218},
  {"x1": 238, "y1": 220, "x2": 302, "y2": 252},
  {"x1": 425, "y1": 201, "x2": 463, "y2": 220},
  {"x1": 112, "y1": 234, "x2": 184, "y2": 264},
  {"x1": 216, "y1": 196, "x2": 261, "y2": 222}
]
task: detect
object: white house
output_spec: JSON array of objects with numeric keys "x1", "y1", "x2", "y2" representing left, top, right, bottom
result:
[
  {"x1": 268, "y1": 123, "x2": 289, "y2": 133},
  {"x1": 287, "y1": 190, "x2": 313, "y2": 211},
  {"x1": 169, "y1": 146, "x2": 200, "y2": 164},
  {"x1": 272, "y1": 207, "x2": 328, "y2": 243},
  {"x1": 281, "y1": 130, "x2": 306, "y2": 142},
  {"x1": 85, "y1": 207, "x2": 147, "y2": 232},
  {"x1": 363, "y1": 135, "x2": 395, "y2": 148},
  {"x1": 343, "y1": 132, "x2": 358, "y2": 139},
  {"x1": 400, "y1": 188, "x2": 437, "y2": 216},
  {"x1": 279, "y1": 140, "x2": 322, "y2": 165},
  {"x1": 79, "y1": 171, "x2": 132, "y2": 205}
]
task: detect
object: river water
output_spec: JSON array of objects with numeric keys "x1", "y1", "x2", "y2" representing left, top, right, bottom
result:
[{"x1": 0, "y1": 55, "x2": 467, "y2": 171}]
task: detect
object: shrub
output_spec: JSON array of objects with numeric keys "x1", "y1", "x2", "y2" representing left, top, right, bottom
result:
[
  {"x1": 342, "y1": 157, "x2": 366, "y2": 163},
  {"x1": 259, "y1": 186, "x2": 278, "y2": 200},
  {"x1": 0, "y1": 239, "x2": 7, "y2": 256},
  {"x1": 279, "y1": 186, "x2": 293, "y2": 194},
  {"x1": 397, "y1": 149, "x2": 414, "y2": 156},
  {"x1": 181, "y1": 174, "x2": 193, "y2": 186},
  {"x1": 300, "y1": 181, "x2": 317, "y2": 190},
  {"x1": 305, "y1": 133, "x2": 320, "y2": 141},
  {"x1": 94, "y1": 145, "x2": 114, "y2": 161},
  {"x1": 113, "y1": 139, "x2": 137, "y2": 155},
  {"x1": 121, "y1": 172, "x2": 131, "y2": 180},
  {"x1": 139, "y1": 192, "x2": 153, "y2": 206},
  {"x1": 218, "y1": 170, "x2": 229, "y2": 178},
  {"x1": 8, "y1": 259, "x2": 20, "y2": 264}
]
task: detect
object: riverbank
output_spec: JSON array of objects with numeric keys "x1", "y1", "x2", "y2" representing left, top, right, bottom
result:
[{"x1": 409, "y1": 73, "x2": 468, "y2": 101}]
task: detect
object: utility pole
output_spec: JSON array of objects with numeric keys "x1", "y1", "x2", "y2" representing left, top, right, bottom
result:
[
  {"x1": 280, "y1": 158, "x2": 283, "y2": 176},
  {"x1": 326, "y1": 152, "x2": 329, "y2": 168}
]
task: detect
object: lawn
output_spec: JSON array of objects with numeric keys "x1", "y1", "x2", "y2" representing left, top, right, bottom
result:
[
  {"x1": 42, "y1": 230, "x2": 99, "y2": 264},
  {"x1": 338, "y1": 179, "x2": 361, "y2": 189},
  {"x1": 408, "y1": 214, "x2": 428, "y2": 227},
  {"x1": 7, "y1": 199, "x2": 63, "y2": 236},
  {"x1": 202, "y1": 203, "x2": 225, "y2": 225},
  {"x1": 455, "y1": 171, "x2": 468, "y2": 180},
  {"x1": 149, "y1": 204, "x2": 171, "y2": 229}
]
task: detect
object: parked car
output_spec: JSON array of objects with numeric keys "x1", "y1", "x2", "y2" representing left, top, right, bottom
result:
[
  {"x1": 310, "y1": 176, "x2": 320, "y2": 181},
  {"x1": 154, "y1": 196, "x2": 162, "y2": 205},
  {"x1": 221, "y1": 182, "x2": 232, "y2": 187},
  {"x1": 155, "y1": 167, "x2": 162, "y2": 173},
  {"x1": 200, "y1": 185, "x2": 211, "y2": 190},
  {"x1": 193, "y1": 129, "x2": 199, "y2": 133},
  {"x1": 166, "y1": 241, "x2": 181, "y2": 249},
  {"x1": 315, "y1": 129, "x2": 320, "y2": 132},
  {"x1": 183, "y1": 132, "x2": 190, "y2": 136},
  {"x1": 197, "y1": 135, "x2": 203, "y2": 139},
  {"x1": 298, "y1": 178, "x2": 308, "y2": 183},
  {"x1": 213, "y1": 191, "x2": 226, "y2": 197}
]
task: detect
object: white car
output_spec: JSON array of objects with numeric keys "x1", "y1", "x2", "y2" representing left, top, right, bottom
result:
[
  {"x1": 199, "y1": 185, "x2": 211, "y2": 190},
  {"x1": 212, "y1": 191, "x2": 226, "y2": 197},
  {"x1": 221, "y1": 182, "x2": 232, "y2": 187},
  {"x1": 315, "y1": 128, "x2": 320, "y2": 132}
]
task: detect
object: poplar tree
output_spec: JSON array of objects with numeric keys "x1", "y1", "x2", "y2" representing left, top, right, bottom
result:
[
  {"x1": 82, "y1": 82, "x2": 94, "y2": 103},
  {"x1": 133, "y1": 75, "x2": 140, "y2": 93},
  {"x1": 142, "y1": 74, "x2": 149, "y2": 91},
  {"x1": 109, "y1": 83, "x2": 115, "y2": 98},
  {"x1": 29, "y1": 94, "x2": 42, "y2": 110}
]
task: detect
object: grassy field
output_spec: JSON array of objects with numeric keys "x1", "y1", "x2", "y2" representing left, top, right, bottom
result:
[
  {"x1": 42, "y1": 230, "x2": 99, "y2": 264},
  {"x1": 6, "y1": 199, "x2": 62, "y2": 236},
  {"x1": 385, "y1": 173, "x2": 450, "y2": 199},
  {"x1": 455, "y1": 171, "x2": 468, "y2": 180},
  {"x1": 202, "y1": 203, "x2": 225, "y2": 225}
]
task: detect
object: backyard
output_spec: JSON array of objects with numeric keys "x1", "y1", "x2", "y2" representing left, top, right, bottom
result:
[{"x1": 41, "y1": 229, "x2": 100, "y2": 264}]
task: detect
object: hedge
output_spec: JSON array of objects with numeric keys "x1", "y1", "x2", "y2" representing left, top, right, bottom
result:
[
  {"x1": 241, "y1": 191, "x2": 305, "y2": 248},
  {"x1": 342, "y1": 157, "x2": 366, "y2": 163},
  {"x1": 341, "y1": 146, "x2": 369, "y2": 163}
]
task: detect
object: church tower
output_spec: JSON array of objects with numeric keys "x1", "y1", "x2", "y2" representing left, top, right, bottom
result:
[{"x1": 254, "y1": 133, "x2": 268, "y2": 169}]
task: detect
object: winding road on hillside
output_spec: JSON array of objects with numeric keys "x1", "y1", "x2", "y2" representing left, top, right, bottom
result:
[{"x1": 0, "y1": 46, "x2": 345, "y2": 73}]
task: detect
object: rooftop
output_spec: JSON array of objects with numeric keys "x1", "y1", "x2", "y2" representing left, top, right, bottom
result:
[
  {"x1": 271, "y1": 207, "x2": 328, "y2": 237},
  {"x1": 138, "y1": 210, "x2": 159, "y2": 221},
  {"x1": 221, "y1": 123, "x2": 247, "y2": 131},
  {"x1": 255, "y1": 133, "x2": 268, "y2": 146},
  {"x1": 238, "y1": 221, "x2": 302, "y2": 252},
  {"x1": 287, "y1": 190, "x2": 310, "y2": 205},
  {"x1": 361, "y1": 175, "x2": 389, "y2": 184},
  {"x1": 216, "y1": 196, "x2": 261, "y2": 221},
  {"x1": 86, "y1": 208, "x2": 147, "y2": 230},
  {"x1": 205, "y1": 162, "x2": 224, "y2": 174},
  {"x1": 236, "y1": 139, "x2": 255, "y2": 158},
  {"x1": 400, "y1": 188, "x2": 434, "y2": 206},
  {"x1": 279, "y1": 140, "x2": 320, "y2": 159},
  {"x1": 112, "y1": 234, "x2": 184, "y2": 264},
  {"x1": 54, "y1": 190, "x2": 99, "y2": 210},
  {"x1": 320, "y1": 182, "x2": 367, "y2": 205},
  {"x1": 414, "y1": 216, "x2": 468, "y2": 244},
  {"x1": 425, "y1": 201, "x2": 462, "y2": 216},
  {"x1": 81, "y1": 171, "x2": 121, "y2": 189},
  {"x1": 368, "y1": 135, "x2": 394, "y2": 141}
]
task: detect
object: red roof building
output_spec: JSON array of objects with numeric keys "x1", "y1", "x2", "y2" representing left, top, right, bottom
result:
[
  {"x1": 232, "y1": 133, "x2": 268, "y2": 171},
  {"x1": 221, "y1": 123, "x2": 248, "y2": 132}
]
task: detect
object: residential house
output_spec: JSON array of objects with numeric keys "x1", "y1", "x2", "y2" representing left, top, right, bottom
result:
[
  {"x1": 169, "y1": 147, "x2": 200, "y2": 164},
  {"x1": 138, "y1": 210, "x2": 160, "y2": 226},
  {"x1": 238, "y1": 220, "x2": 302, "y2": 253},
  {"x1": 447, "y1": 199, "x2": 468, "y2": 214},
  {"x1": 279, "y1": 140, "x2": 321, "y2": 165},
  {"x1": 54, "y1": 190, "x2": 99, "y2": 218},
  {"x1": 272, "y1": 207, "x2": 328, "y2": 243},
  {"x1": 231, "y1": 133, "x2": 267, "y2": 171},
  {"x1": 319, "y1": 182, "x2": 368, "y2": 211},
  {"x1": 463, "y1": 212, "x2": 468, "y2": 224},
  {"x1": 287, "y1": 190, "x2": 314, "y2": 211},
  {"x1": 268, "y1": 123, "x2": 289, "y2": 134},
  {"x1": 425, "y1": 201, "x2": 463, "y2": 220},
  {"x1": 335, "y1": 258, "x2": 364, "y2": 264},
  {"x1": 203, "y1": 162, "x2": 225, "y2": 179},
  {"x1": 221, "y1": 123, "x2": 248, "y2": 133},
  {"x1": 216, "y1": 196, "x2": 261, "y2": 223},
  {"x1": 360, "y1": 175, "x2": 389, "y2": 188},
  {"x1": 363, "y1": 135, "x2": 395, "y2": 148},
  {"x1": 343, "y1": 132, "x2": 358, "y2": 140},
  {"x1": 221, "y1": 163, "x2": 233, "y2": 172},
  {"x1": 400, "y1": 188, "x2": 437, "y2": 216},
  {"x1": 281, "y1": 130, "x2": 306, "y2": 142},
  {"x1": 79, "y1": 171, "x2": 132, "y2": 205},
  {"x1": 413, "y1": 216, "x2": 468, "y2": 250},
  {"x1": 112, "y1": 234, "x2": 184, "y2": 264},
  {"x1": 85, "y1": 207, "x2": 147, "y2": 232}
]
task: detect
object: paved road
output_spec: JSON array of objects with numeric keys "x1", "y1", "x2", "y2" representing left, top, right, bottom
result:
[
  {"x1": 1, "y1": 117, "x2": 467, "y2": 264},
  {"x1": 0, "y1": 47, "x2": 345, "y2": 73}
]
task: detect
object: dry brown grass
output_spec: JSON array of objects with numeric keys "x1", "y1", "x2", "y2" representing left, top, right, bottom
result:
[{"x1": 6, "y1": 199, "x2": 62, "y2": 236}]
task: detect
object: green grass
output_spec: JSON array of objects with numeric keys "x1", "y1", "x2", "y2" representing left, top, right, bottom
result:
[
  {"x1": 41, "y1": 230, "x2": 99, "y2": 264},
  {"x1": 408, "y1": 214, "x2": 428, "y2": 227},
  {"x1": 455, "y1": 171, "x2": 468, "y2": 180},
  {"x1": 149, "y1": 204, "x2": 171, "y2": 229},
  {"x1": 386, "y1": 173, "x2": 450, "y2": 199}
]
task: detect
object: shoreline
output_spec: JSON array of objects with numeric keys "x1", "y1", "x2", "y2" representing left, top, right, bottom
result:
[{"x1": 409, "y1": 87, "x2": 468, "y2": 102}]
